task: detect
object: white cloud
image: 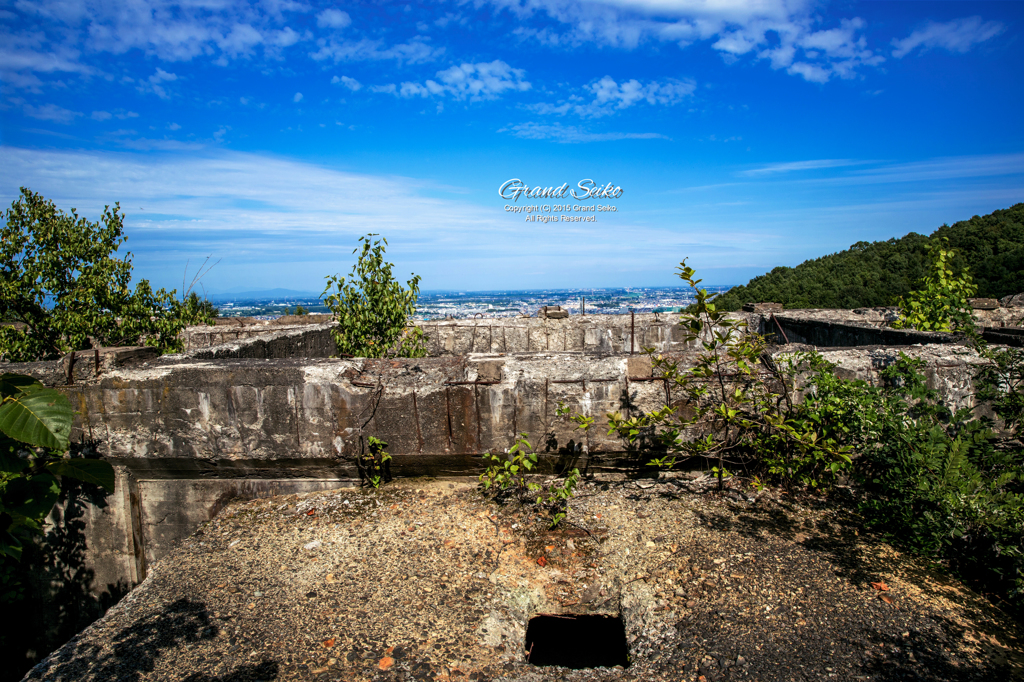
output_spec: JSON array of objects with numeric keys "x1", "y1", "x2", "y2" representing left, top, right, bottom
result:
[
  {"x1": 590, "y1": 76, "x2": 694, "y2": 108},
  {"x1": 498, "y1": 121, "x2": 668, "y2": 143},
  {"x1": 399, "y1": 81, "x2": 430, "y2": 98},
  {"x1": 786, "y1": 62, "x2": 830, "y2": 84},
  {"x1": 530, "y1": 76, "x2": 695, "y2": 117},
  {"x1": 892, "y1": 17, "x2": 1005, "y2": 59},
  {"x1": 739, "y1": 159, "x2": 867, "y2": 177},
  {"x1": 0, "y1": 0, "x2": 316, "y2": 87},
  {"x1": 91, "y1": 110, "x2": 113, "y2": 121},
  {"x1": 168, "y1": 122, "x2": 181, "y2": 130},
  {"x1": 0, "y1": 145, "x2": 512, "y2": 270},
  {"x1": 22, "y1": 102, "x2": 82, "y2": 124},
  {"x1": 293, "y1": 91, "x2": 303, "y2": 102},
  {"x1": 139, "y1": 68, "x2": 178, "y2": 99},
  {"x1": 311, "y1": 38, "x2": 442, "y2": 64},
  {"x1": 317, "y1": 9, "x2": 351, "y2": 29},
  {"x1": 331, "y1": 75, "x2": 362, "y2": 91},
  {"x1": 217, "y1": 23, "x2": 263, "y2": 58},
  {"x1": 379, "y1": 60, "x2": 530, "y2": 101},
  {"x1": 485, "y1": 0, "x2": 888, "y2": 83},
  {"x1": 435, "y1": 61, "x2": 530, "y2": 100}
]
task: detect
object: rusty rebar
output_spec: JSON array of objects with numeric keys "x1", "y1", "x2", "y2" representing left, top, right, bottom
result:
[{"x1": 631, "y1": 310, "x2": 635, "y2": 354}]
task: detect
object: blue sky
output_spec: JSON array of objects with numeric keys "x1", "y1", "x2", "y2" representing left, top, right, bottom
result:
[{"x1": 1, "y1": 0, "x2": 1022, "y2": 294}]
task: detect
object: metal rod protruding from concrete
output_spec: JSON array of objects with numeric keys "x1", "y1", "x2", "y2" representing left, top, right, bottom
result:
[{"x1": 631, "y1": 310, "x2": 635, "y2": 354}]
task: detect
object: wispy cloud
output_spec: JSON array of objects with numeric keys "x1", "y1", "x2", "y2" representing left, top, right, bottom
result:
[
  {"x1": 138, "y1": 68, "x2": 178, "y2": 99},
  {"x1": 739, "y1": 159, "x2": 868, "y2": 177},
  {"x1": 498, "y1": 121, "x2": 668, "y2": 143},
  {"x1": 310, "y1": 37, "x2": 442, "y2": 65},
  {"x1": 892, "y1": 17, "x2": 1005, "y2": 59},
  {"x1": 21, "y1": 102, "x2": 82, "y2": 124}
]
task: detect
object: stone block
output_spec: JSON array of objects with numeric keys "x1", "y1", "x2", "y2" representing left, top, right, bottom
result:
[
  {"x1": 742, "y1": 302, "x2": 783, "y2": 313},
  {"x1": 627, "y1": 355, "x2": 653, "y2": 378},
  {"x1": 970, "y1": 298, "x2": 999, "y2": 310},
  {"x1": 539, "y1": 305, "x2": 569, "y2": 319},
  {"x1": 1001, "y1": 294, "x2": 1024, "y2": 308}
]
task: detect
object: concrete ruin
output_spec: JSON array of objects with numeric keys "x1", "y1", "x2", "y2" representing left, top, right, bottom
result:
[{"x1": 6, "y1": 302, "x2": 1020, "y2": 672}]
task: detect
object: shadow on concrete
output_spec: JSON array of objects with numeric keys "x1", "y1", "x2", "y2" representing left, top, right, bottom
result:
[
  {"x1": 1, "y1": 465, "x2": 129, "y2": 682},
  {"x1": 24, "y1": 597, "x2": 278, "y2": 681},
  {"x1": 688, "y1": 492, "x2": 1024, "y2": 680}
]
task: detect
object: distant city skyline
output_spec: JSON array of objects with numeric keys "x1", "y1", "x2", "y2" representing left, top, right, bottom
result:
[{"x1": 1, "y1": 1, "x2": 1022, "y2": 294}]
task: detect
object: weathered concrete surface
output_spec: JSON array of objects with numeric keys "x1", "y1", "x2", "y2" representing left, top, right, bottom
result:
[
  {"x1": 759, "y1": 306, "x2": 1024, "y2": 336},
  {"x1": 181, "y1": 313, "x2": 746, "y2": 358},
  {"x1": 6, "y1": 339, "x2": 994, "y2": 590},
  {"x1": 179, "y1": 315, "x2": 333, "y2": 351},
  {"x1": 22, "y1": 482, "x2": 1024, "y2": 682}
]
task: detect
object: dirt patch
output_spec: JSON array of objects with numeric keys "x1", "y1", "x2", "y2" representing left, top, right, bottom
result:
[{"x1": 23, "y1": 478, "x2": 1024, "y2": 681}]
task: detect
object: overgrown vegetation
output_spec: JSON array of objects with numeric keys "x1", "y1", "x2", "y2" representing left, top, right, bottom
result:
[
  {"x1": 709, "y1": 202, "x2": 1024, "y2": 311},
  {"x1": 0, "y1": 188, "x2": 216, "y2": 361},
  {"x1": 544, "y1": 256, "x2": 1024, "y2": 614},
  {"x1": 321, "y1": 234, "x2": 427, "y2": 358},
  {"x1": 607, "y1": 260, "x2": 850, "y2": 491},
  {"x1": 479, "y1": 433, "x2": 581, "y2": 529},
  {"x1": 891, "y1": 238, "x2": 977, "y2": 332},
  {"x1": 359, "y1": 436, "x2": 391, "y2": 489}
]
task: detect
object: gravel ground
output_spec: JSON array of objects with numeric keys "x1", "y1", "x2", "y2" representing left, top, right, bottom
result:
[{"x1": 23, "y1": 476, "x2": 1024, "y2": 682}]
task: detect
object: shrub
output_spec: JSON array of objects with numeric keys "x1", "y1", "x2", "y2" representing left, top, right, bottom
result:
[
  {"x1": 892, "y1": 237, "x2": 977, "y2": 332},
  {"x1": 321, "y1": 234, "x2": 426, "y2": 358},
  {"x1": 607, "y1": 260, "x2": 849, "y2": 490}
]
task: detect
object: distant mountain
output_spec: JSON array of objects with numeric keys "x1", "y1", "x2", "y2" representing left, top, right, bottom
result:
[
  {"x1": 205, "y1": 288, "x2": 322, "y2": 302},
  {"x1": 710, "y1": 203, "x2": 1024, "y2": 312}
]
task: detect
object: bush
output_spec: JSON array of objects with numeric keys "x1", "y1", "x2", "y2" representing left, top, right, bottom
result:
[
  {"x1": 606, "y1": 260, "x2": 849, "y2": 490},
  {"x1": 891, "y1": 237, "x2": 977, "y2": 332},
  {"x1": 321, "y1": 234, "x2": 426, "y2": 358},
  {"x1": 0, "y1": 188, "x2": 215, "y2": 361}
]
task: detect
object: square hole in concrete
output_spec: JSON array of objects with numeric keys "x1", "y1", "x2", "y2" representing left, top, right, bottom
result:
[{"x1": 524, "y1": 614, "x2": 629, "y2": 669}]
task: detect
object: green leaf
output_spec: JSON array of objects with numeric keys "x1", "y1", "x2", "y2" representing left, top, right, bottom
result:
[
  {"x1": 0, "y1": 434, "x2": 28, "y2": 474},
  {"x1": 0, "y1": 373, "x2": 42, "y2": 399},
  {"x1": 3, "y1": 474, "x2": 60, "y2": 521},
  {"x1": 46, "y1": 458, "x2": 116, "y2": 491},
  {"x1": 0, "y1": 387, "x2": 72, "y2": 450}
]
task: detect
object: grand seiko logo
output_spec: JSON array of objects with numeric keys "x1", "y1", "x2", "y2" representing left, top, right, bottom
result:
[{"x1": 498, "y1": 178, "x2": 624, "y2": 202}]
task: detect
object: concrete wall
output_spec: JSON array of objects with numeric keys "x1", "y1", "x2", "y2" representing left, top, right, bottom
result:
[
  {"x1": 180, "y1": 313, "x2": 744, "y2": 358},
  {"x1": 761, "y1": 312, "x2": 964, "y2": 347},
  {"x1": 6, "y1": 339, "x2": 991, "y2": 586}
]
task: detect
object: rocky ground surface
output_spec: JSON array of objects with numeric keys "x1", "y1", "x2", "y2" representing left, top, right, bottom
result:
[{"x1": 23, "y1": 474, "x2": 1024, "y2": 682}]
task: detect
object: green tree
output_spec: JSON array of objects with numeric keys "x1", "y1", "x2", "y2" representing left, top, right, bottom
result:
[
  {"x1": 0, "y1": 188, "x2": 215, "y2": 361},
  {"x1": 707, "y1": 202, "x2": 1024, "y2": 312},
  {"x1": 321, "y1": 234, "x2": 426, "y2": 358}
]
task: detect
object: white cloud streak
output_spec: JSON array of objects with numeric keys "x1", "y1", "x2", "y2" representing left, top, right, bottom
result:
[
  {"x1": 498, "y1": 121, "x2": 668, "y2": 143},
  {"x1": 892, "y1": 17, "x2": 1005, "y2": 59}
]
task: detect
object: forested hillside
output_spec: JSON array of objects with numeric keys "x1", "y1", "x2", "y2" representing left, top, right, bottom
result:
[{"x1": 711, "y1": 203, "x2": 1024, "y2": 311}]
